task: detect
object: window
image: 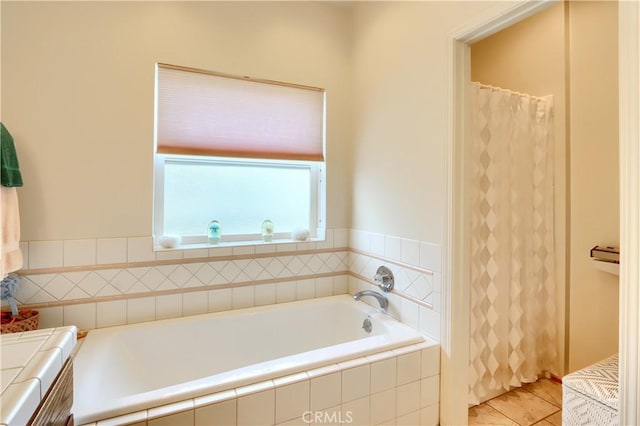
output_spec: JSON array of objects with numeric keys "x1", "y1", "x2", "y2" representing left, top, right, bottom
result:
[{"x1": 153, "y1": 64, "x2": 326, "y2": 248}]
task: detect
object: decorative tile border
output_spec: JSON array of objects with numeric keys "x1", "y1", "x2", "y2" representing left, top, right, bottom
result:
[
  {"x1": 12, "y1": 251, "x2": 349, "y2": 306},
  {"x1": 348, "y1": 250, "x2": 436, "y2": 307}
]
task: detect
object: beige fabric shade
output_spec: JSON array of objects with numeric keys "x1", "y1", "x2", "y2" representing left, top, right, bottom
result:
[{"x1": 156, "y1": 64, "x2": 325, "y2": 162}]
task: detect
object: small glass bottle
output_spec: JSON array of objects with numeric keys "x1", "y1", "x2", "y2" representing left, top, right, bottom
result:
[
  {"x1": 261, "y1": 219, "x2": 274, "y2": 242},
  {"x1": 208, "y1": 220, "x2": 221, "y2": 244}
]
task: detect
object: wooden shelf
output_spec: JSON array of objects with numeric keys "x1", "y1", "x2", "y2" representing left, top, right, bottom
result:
[{"x1": 590, "y1": 258, "x2": 620, "y2": 276}]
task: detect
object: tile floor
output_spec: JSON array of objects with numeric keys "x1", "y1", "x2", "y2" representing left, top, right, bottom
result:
[{"x1": 468, "y1": 378, "x2": 563, "y2": 426}]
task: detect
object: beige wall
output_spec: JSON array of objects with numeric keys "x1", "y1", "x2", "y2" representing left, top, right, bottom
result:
[
  {"x1": 470, "y1": 1, "x2": 619, "y2": 374},
  {"x1": 568, "y1": 0, "x2": 619, "y2": 372},
  {"x1": 350, "y1": 1, "x2": 520, "y2": 245},
  {"x1": 470, "y1": 2, "x2": 568, "y2": 375},
  {"x1": 1, "y1": 1, "x2": 353, "y2": 241}
]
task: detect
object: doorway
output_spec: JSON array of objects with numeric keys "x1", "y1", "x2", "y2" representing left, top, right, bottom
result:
[{"x1": 442, "y1": 1, "x2": 640, "y2": 425}]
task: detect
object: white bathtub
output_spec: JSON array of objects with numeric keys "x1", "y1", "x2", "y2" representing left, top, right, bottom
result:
[{"x1": 73, "y1": 295, "x2": 425, "y2": 424}]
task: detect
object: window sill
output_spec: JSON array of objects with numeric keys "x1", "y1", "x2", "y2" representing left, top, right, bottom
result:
[{"x1": 153, "y1": 237, "x2": 326, "y2": 253}]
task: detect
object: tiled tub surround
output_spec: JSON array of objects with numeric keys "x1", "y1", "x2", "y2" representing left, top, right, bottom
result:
[
  {"x1": 5, "y1": 229, "x2": 442, "y2": 341},
  {"x1": 348, "y1": 229, "x2": 442, "y2": 341},
  {"x1": 7, "y1": 247, "x2": 350, "y2": 330},
  {"x1": 2, "y1": 229, "x2": 443, "y2": 425},
  {"x1": 74, "y1": 296, "x2": 440, "y2": 425}
]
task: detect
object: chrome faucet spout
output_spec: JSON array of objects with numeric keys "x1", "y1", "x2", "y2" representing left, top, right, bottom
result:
[{"x1": 353, "y1": 290, "x2": 389, "y2": 311}]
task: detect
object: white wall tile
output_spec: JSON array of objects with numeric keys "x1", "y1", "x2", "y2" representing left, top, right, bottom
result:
[
  {"x1": 400, "y1": 298, "x2": 420, "y2": 330},
  {"x1": 237, "y1": 389, "x2": 275, "y2": 426},
  {"x1": 349, "y1": 230, "x2": 360, "y2": 251},
  {"x1": 370, "y1": 388, "x2": 396, "y2": 425},
  {"x1": 37, "y1": 306, "x2": 63, "y2": 329},
  {"x1": 96, "y1": 238, "x2": 127, "y2": 265},
  {"x1": 156, "y1": 294, "x2": 182, "y2": 320},
  {"x1": 155, "y1": 250, "x2": 184, "y2": 261},
  {"x1": 276, "y1": 380, "x2": 310, "y2": 423},
  {"x1": 396, "y1": 409, "x2": 421, "y2": 426},
  {"x1": 385, "y1": 292, "x2": 402, "y2": 320},
  {"x1": 276, "y1": 416, "x2": 306, "y2": 426},
  {"x1": 255, "y1": 284, "x2": 276, "y2": 307},
  {"x1": 63, "y1": 303, "x2": 96, "y2": 330},
  {"x1": 183, "y1": 291, "x2": 208, "y2": 316},
  {"x1": 419, "y1": 242, "x2": 441, "y2": 273},
  {"x1": 232, "y1": 286, "x2": 254, "y2": 309},
  {"x1": 370, "y1": 233, "x2": 385, "y2": 256},
  {"x1": 397, "y1": 351, "x2": 421, "y2": 386},
  {"x1": 421, "y1": 346, "x2": 440, "y2": 379},
  {"x1": 254, "y1": 244, "x2": 277, "y2": 254},
  {"x1": 148, "y1": 409, "x2": 194, "y2": 426},
  {"x1": 341, "y1": 396, "x2": 369, "y2": 426},
  {"x1": 310, "y1": 371, "x2": 341, "y2": 411},
  {"x1": 421, "y1": 376, "x2": 440, "y2": 408},
  {"x1": 431, "y1": 291, "x2": 442, "y2": 313},
  {"x1": 358, "y1": 231, "x2": 372, "y2": 253},
  {"x1": 432, "y1": 272, "x2": 442, "y2": 293},
  {"x1": 96, "y1": 411, "x2": 147, "y2": 426},
  {"x1": 195, "y1": 399, "x2": 236, "y2": 426},
  {"x1": 209, "y1": 288, "x2": 232, "y2": 312},
  {"x1": 19, "y1": 241, "x2": 29, "y2": 269},
  {"x1": 341, "y1": 365, "x2": 370, "y2": 403},
  {"x1": 419, "y1": 306, "x2": 440, "y2": 341},
  {"x1": 384, "y1": 236, "x2": 401, "y2": 261},
  {"x1": 233, "y1": 246, "x2": 255, "y2": 256},
  {"x1": 127, "y1": 297, "x2": 156, "y2": 324},
  {"x1": 96, "y1": 300, "x2": 126, "y2": 328},
  {"x1": 63, "y1": 239, "x2": 96, "y2": 267},
  {"x1": 420, "y1": 403, "x2": 440, "y2": 426},
  {"x1": 296, "y1": 241, "x2": 316, "y2": 251},
  {"x1": 400, "y1": 238, "x2": 420, "y2": 266},
  {"x1": 276, "y1": 281, "x2": 296, "y2": 304},
  {"x1": 396, "y1": 381, "x2": 420, "y2": 417},
  {"x1": 370, "y1": 357, "x2": 397, "y2": 394},
  {"x1": 45, "y1": 275, "x2": 75, "y2": 300},
  {"x1": 333, "y1": 228, "x2": 349, "y2": 248},
  {"x1": 333, "y1": 275, "x2": 348, "y2": 295},
  {"x1": 208, "y1": 246, "x2": 233, "y2": 257},
  {"x1": 296, "y1": 279, "x2": 315, "y2": 300},
  {"x1": 127, "y1": 237, "x2": 155, "y2": 263},
  {"x1": 314, "y1": 277, "x2": 333, "y2": 298},
  {"x1": 28, "y1": 240, "x2": 63, "y2": 269}
]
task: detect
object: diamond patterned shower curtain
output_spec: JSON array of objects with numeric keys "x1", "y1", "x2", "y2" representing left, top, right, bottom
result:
[{"x1": 468, "y1": 82, "x2": 557, "y2": 405}]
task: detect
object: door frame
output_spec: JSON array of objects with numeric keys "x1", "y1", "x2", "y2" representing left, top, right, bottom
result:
[{"x1": 442, "y1": 0, "x2": 640, "y2": 424}]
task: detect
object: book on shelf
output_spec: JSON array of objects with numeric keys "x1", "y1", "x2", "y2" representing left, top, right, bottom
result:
[{"x1": 590, "y1": 245, "x2": 620, "y2": 263}]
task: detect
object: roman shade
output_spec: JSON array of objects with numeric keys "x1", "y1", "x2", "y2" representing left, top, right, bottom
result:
[{"x1": 155, "y1": 63, "x2": 325, "y2": 162}]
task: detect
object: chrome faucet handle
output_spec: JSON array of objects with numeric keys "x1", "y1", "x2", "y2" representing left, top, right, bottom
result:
[{"x1": 373, "y1": 266, "x2": 394, "y2": 292}]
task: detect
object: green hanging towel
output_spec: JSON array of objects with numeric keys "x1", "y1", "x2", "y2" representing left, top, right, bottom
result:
[{"x1": 1, "y1": 123, "x2": 23, "y2": 187}]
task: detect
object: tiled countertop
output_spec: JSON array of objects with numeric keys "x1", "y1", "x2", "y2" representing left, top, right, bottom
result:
[{"x1": 1, "y1": 326, "x2": 77, "y2": 426}]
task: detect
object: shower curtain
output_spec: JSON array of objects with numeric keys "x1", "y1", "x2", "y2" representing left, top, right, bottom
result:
[{"x1": 468, "y1": 82, "x2": 557, "y2": 405}]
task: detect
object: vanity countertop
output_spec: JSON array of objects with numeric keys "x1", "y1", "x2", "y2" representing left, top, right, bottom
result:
[{"x1": 1, "y1": 326, "x2": 77, "y2": 426}]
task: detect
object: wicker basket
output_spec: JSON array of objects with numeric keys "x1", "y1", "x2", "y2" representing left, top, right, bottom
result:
[{"x1": 1, "y1": 310, "x2": 39, "y2": 334}]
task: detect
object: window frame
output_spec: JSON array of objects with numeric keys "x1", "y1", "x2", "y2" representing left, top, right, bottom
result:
[{"x1": 153, "y1": 153, "x2": 326, "y2": 249}]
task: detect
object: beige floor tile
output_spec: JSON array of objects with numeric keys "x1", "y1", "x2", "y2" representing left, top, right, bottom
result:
[
  {"x1": 486, "y1": 388, "x2": 558, "y2": 426},
  {"x1": 535, "y1": 410, "x2": 562, "y2": 426},
  {"x1": 524, "y1": 379, "x2": 563, "y2": 408},
  {"x1": 468, "y1": 404, "x2": 518, "y2": 426}
]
